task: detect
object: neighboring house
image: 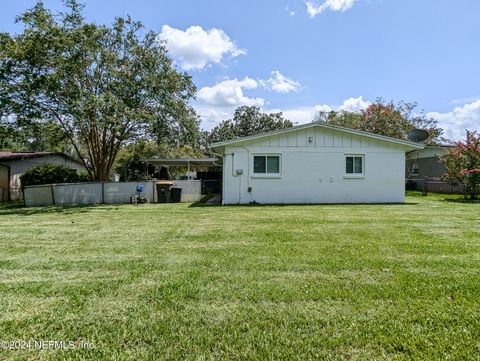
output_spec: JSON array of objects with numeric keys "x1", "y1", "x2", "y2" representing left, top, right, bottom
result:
[
  {"x1": 0, "y1": 152, "x2": 86, "y2": 201},
  {"x1": 405, "y1": 145, "x2": 461, "y2": 193},
  {"x1": 211, "y1": 122, "x2": 423, "y2": 204}
]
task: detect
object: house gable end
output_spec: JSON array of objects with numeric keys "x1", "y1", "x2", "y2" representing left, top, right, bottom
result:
[{"x1": 232, "y1": 125, "x2": 409, "y2": 150}]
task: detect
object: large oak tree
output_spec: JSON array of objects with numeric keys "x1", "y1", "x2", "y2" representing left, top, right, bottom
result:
[{"x1": 0, "y1": 0, "x2": 198, "y2": 180}]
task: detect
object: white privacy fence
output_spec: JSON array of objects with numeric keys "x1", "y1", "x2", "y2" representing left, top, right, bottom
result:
[
  {"x1": 23, "y1": 180, "x2": 202, "y2": 207},
  {"x1": 176, "y1": 181, "x2": 202, "y2": 202}
]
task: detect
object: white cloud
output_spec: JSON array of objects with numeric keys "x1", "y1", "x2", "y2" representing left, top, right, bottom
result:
[
  {"x1": 197, "y1": 96, "x2": 370, "y2": 130},
  {"x1": 338, "y1": 96, "x2": 370, "y2": 112},
  {"x1": 195, "y1": 107, "x2": 233, "y2": 130},
  {"x1": 267, "y1": 96, "x2": 369, "y2": 124},
  {"x1": 261, "y1": 71, "x2": 301, "y2": 93},
  {"x1": 306, "y1": 0, "x2": 356, "y2": 17},
  {"x1": 427, "y1": 100, "x2": 480, "y2": 141},
  {"x1": 157, "y1": 25, "x2": 245, "y2": 70},
  {"x1": 197, "y1": 77, "x2": 265, "y2": 107},
  {"x1": 267, "y1": 105, "x2": 333, "y2": 124},
  {"x1": 196, "y1": 73, "x2": 301, "y2": 129}
]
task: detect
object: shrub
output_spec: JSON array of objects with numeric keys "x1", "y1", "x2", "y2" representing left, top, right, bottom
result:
[{"x1": 20, "y1": 164, "x2": 91, "y2": 187}]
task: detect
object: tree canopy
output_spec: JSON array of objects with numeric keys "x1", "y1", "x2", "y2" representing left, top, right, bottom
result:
[
  {"x1": 0, "y1": 120, "x2": 70, "y2": 152},
  {"x1": 314, "y1": 99, "x2": 444, "y2": 143},
  {"x1": 206, "y1": 106, "x2": 293, "y2": 144},
  {"x1": 441, "y1": 131, "x2": 480, "y2": 199},
  {"x1": 0, "y1": 0, "x2": 199, "y2": 180}
]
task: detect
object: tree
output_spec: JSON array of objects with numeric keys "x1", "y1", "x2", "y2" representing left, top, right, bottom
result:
[
  {"x1": 314, "y1": 99, "x2": 444, "y2": 143},
  {"x1": 441, "y1": 131, "x2": 480, "y2": 199},
  {"x1": 207, "y1": 106, "x2": 293, "y2": 144},
  {"x1": 0, "y1": 122, "x2": 25, "y2": 150},
  {"x1": 0, "y1": 1, "x2": 198, "y2": 180},
  {"x1": 0, "y1": 118, "x2": 71, "y2": 152}
]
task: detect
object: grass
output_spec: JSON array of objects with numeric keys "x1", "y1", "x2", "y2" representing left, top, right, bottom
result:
[{"x1": 0, "y1": 192, "x2": 479, "y2": 360}]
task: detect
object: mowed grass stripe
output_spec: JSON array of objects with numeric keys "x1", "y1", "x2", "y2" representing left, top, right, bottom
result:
[{"x1": 0, "y1": 193, "x2": 479, "y2": 360}]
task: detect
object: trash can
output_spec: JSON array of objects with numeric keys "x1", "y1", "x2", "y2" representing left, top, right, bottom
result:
[
  {"x1": 158, "y1": 189, "x2": 170, "y2": 203},
  {"x1": 156, "y1": 182, "x2": 174, "y2": 203},
  {"x1": 170, "y1": 187, "x2": 182, "y2": 203}
]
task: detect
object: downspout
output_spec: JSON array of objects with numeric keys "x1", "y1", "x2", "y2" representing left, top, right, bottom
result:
[
  {"x1": 225, "y1": 152, "x2": 238, "y2": 203},
  {"x1": 240, "y1": 145, "x2": 251, "y2": 200},
  {"x1": 221, "y1": 146, "x2": 250, "y2": 204},
  {"x1": 223, "y1": 152, "x2": 240, "y2": 203}
]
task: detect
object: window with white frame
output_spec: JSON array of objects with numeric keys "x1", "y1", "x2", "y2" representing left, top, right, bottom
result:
[
  {"x1": 345, "y1": 155, "x2": 364, "y2": 175},
  {"x1": 253, "y1": 155, "x2": 280, "y2": 174}
]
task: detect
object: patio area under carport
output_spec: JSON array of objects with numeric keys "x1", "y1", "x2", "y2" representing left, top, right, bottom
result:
[{"x1": 141, "y1": 157, "x2": 222, "y2": 203}]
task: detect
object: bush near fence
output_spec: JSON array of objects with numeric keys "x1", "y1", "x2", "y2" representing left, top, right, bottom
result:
[{"x1": 23, "y1": 180, "x2": 202, "y2": 207}]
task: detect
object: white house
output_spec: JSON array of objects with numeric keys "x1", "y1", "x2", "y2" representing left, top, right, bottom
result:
[
  {"x1": 0, "y1": 152, "x2": 86, "y2": 201},
  {"x1": 210, "y1": 122, "x2": 424, "y2": 204}
]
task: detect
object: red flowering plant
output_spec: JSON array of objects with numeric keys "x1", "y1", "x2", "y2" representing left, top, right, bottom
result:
[{"x1": 442, "y1": 131, "x2": 480, "y2": 199}]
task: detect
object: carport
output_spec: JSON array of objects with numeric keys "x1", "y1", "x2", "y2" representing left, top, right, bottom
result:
[
  {"x1": 142, "y1": 157, "x2": 222, "y2": 202},
  {"x1": 142, "y1": 157, "x2": 219, "y2": 179}
]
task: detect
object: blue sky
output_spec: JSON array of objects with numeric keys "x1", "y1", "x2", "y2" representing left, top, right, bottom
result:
[{"x1": 1, "y1": 0, "x2": 479, "y2": 139}]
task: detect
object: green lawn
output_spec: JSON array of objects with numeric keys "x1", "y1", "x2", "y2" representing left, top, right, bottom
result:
[{"x1": 0, "y1": 193, "x2": 479, "y2": 360}]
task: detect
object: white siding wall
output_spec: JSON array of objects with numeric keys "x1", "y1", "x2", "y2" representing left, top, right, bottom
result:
[{"x1": 222, "y1": 127, "x2": 408, "y2": 204}]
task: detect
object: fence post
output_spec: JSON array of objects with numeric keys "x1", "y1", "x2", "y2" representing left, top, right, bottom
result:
[
  {"x1": 51, "y1": 185, "x2": 56, "y2": 206},
  {"x1": 101, "y1": 181, "x2": 105, "y2": 204},
  {"x1": 152, "y1": 181, "x2": 156, "y2": 203}
]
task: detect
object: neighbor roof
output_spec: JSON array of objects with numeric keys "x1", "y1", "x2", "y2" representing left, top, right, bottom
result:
[
  {"x1": 210, "y1": 121, "x2": 424, "y2": 151},
  {"x1": 0, "y1": 151, "x2": 83, "y2": 165}
]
